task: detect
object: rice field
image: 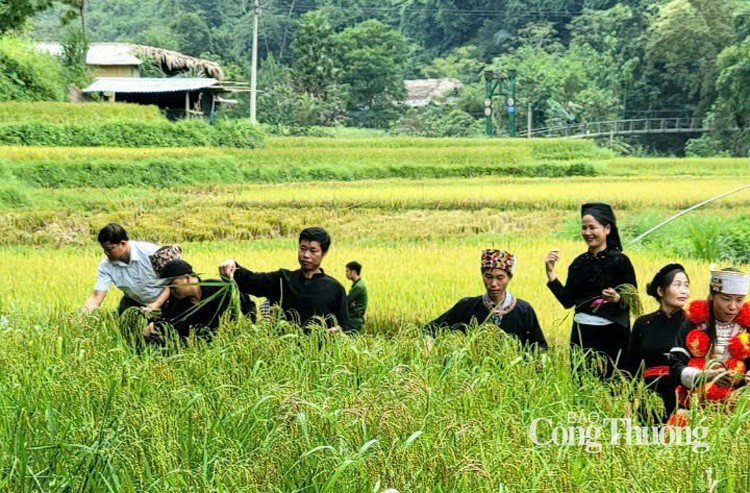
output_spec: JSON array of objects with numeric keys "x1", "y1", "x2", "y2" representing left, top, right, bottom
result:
[{"x1": 1, "y1": 137, "x2": 749, "y2": 492}]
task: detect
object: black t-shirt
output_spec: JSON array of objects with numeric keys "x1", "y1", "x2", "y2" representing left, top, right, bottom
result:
[{"x1": 234, "y1": 266, "x2": 352, "y2": 332}]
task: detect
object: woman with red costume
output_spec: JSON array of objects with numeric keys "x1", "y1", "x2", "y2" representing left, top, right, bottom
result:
[{"x1": 668, "y1": 268, "x2": 750, "y2": 423}]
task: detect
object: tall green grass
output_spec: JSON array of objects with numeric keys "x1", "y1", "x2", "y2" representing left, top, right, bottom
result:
[
  {"x1": 1, "y1": 135, "x2": 749, "y2": 492},
  {"x1": 0, "y1": 312, "x2": 748, "y2": 492}
]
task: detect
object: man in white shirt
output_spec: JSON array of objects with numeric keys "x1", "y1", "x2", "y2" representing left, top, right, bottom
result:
[{"x1": 83, "y1": 223, "x2": 170, "y2": 315}]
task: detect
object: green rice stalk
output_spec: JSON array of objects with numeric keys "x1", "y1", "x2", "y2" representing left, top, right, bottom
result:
[{"x1": 615, "y1": 283, "x2": 643, "y2": 317}]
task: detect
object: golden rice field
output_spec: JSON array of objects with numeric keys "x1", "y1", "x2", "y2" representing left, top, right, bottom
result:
[
  {"x1": 1, "y1": 137, "x2": 749, "y2": 492},
  {"x1": 0, "y1": 239, "x2": 718, "y2": 342}
]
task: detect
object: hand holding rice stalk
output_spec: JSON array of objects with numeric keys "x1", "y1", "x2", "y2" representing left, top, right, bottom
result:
[{"x1": 588, "y1": 283, "x2": 643, "y2": 317}]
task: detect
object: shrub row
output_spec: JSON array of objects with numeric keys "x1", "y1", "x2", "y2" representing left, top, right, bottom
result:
[
  {"x1": 0, "y1": 102, "x2": 165, "y2": 124},
  {"x1": 0, "y1": 119, "x2": 265, "y2": 148},
  {"x1": 2, "y1": 155, "x2": 597, "y2": 188}
]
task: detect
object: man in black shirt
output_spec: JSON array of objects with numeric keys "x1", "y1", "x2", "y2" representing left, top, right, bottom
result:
[
  {"x1": 148, "y1": 259, "x2": 255, "y2": 341},
  {"x1": 218, "y1": 227, "x2": 352, "y2": 333}
]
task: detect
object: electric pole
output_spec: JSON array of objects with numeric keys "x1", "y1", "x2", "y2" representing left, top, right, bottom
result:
[
  {"x1": 527, "y1": 103, "x2": 532, "y2": 138},
  {"x1": 250, "y1": 0, "x2": 260, "y2": 123}
]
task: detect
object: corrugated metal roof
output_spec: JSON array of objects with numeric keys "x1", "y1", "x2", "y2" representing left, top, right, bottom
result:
[
  {"x1": 35, "y1": 42, "x2": 143, "y2": 66},
  {"x1": 83, "y1": 77, "x2": 219, "y2": 93}
]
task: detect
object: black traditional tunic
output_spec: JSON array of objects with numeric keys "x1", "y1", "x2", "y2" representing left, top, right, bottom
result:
[
  {"x1": 626, "y1": 309, "x2": 685, "y2": 423},
  {"x1": 424, "y1": 296, "x2": 548, "y2": 348},
  {"x1": 233, "y1": 265, "x2": 352, "y2": 333},
  {"x1": 161, "y1": 281, "x2": 256, "y2": 339},
  {"x1": 547, "y1": 247, "x2": 637, "y2": 378}
]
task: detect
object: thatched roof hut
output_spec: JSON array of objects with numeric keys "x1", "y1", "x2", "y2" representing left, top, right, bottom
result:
[
  {"x1": 34, "y1": 43, "x2": 225, "y2": 80},
  {"x1": 404, "y1": 78, "x2": 463, "y2": 107},
  {"x1": 135, "y1": 46, "x2": 224, "y2": 80}
]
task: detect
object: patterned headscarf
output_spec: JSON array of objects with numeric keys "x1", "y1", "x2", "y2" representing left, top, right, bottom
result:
[
  {"x1": 150, "y1": 244, "x2": 183, "y2": 276},
  {"x1": 481, "y1": 249, "x2": 516, "y2": 275}
]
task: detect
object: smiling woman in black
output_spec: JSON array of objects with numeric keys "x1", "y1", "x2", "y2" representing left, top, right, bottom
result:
[
  {"x1": 545, "y1": 202, "x2": 637, "y2": 380},
  {"x1": 626, "y1": 263, "x2": 689, "y2": 423}
]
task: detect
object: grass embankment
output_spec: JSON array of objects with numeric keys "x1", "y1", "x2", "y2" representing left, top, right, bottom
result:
[
  {"x1": 0, "y1": 102, "x2": 264, "y2": 148},
  {"x1": 1, "y1": 175, "x2": 748, "y2": 246},
  {"x1": 0, "y1": 138, "x2": 605, "y2": 189},
  {"x1": 0, "y1": 102, "x2": 165, "y2": 123}
]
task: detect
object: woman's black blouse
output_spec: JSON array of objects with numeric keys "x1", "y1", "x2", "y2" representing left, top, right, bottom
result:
[
  {"x1": 626, "y1": 309, "x2": 685, "y2": 376},
  {"x1": 547, "y1": 248, "x2": 637, "y2": 328}
]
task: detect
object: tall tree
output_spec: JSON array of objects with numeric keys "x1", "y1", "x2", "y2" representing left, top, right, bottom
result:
[
  {"x1": 645, "y1": 0, "x2": 737, "y2": 115},
  {"x1": 710, "y1": 36, "x2": 750, "y2": 155},
  {"x1": 169, "y1": 11, "x2": 213, "y2": 57},
  {"x1": 290, "y1": 10, "x2": 339, "y2": 97},
  {"x1": 0, "y1": 0, "x2": 53, "y2": 33},
  {"x1": 60, "y1": 0, "x2": 87, "y2": 38},
  {"x1": 336, "y1": 18, "x2": 410, "y2": 126}
]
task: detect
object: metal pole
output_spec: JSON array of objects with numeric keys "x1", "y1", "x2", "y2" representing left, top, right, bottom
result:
[
  {"x1": 507, "y1": 70, "x2": 516, "y2": 137},
  {"x1": 629, "y1": 184, "x2": 750, "y2": 245},
  {"x1": 484, "y1": 73, "x2": 493, "y2": 137},
  {"x1": 250, "y1": 0, "x2": 259, "y2": 123},
  {"x1": 527, "y1": 103, "x2": 532, "y2": 138}
]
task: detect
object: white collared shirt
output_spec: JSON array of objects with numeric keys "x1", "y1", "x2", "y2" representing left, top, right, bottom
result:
[{"x1": 94, "y1": 240, "x2": 164, "y2": 305}]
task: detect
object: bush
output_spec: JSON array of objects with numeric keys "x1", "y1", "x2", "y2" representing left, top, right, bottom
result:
[
  {"x1": 0, "y1": 36, "x2": 66, "y2": 102},
  {"x1": 684, "y1": 135, "x2": 730, "y2": 157},
  {"x1": 0, "y1": 119, "x2": 265, "y2": 148},
  {"x1": 258, "y1": 83, "x2": 348, "y2": 127},
  {"x1": 0, "y1": 186, "x2": 31, "y2": 208},
  {"x1": 394, "y1": 106, "x2": 482, "y2": 137},
  {"x1": 719, "y1": 215, "x2": 750, "y2": 264},
  {"x1": 214, "y1": 119, "x2": 266, "y2": 148}
]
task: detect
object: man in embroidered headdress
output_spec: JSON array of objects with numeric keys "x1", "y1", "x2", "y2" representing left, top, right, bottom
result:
[
  {"x1": 424, "y1": 249, "x2": 548, "y2": 348},
  {"x1": 668, "y1": 267, "x2": 750, "y2": 420}
]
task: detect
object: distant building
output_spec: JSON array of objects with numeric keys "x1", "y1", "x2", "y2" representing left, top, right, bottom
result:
[
  {"x1": 35, "y1": 43, "x2": 246, "y2": 118},
  {"x1": 404, "y1": 78, "x2": 463, "y2": 108}
]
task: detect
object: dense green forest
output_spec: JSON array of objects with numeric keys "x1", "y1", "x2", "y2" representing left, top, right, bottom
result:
[{"x1": 2, "y1": 0, "x2": 749, "y2": 153}]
